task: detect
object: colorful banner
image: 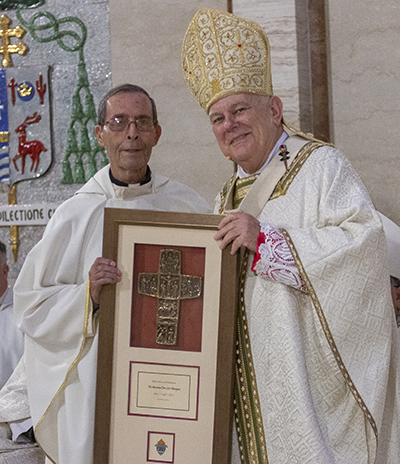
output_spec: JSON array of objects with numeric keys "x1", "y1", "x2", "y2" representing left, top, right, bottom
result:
[{"x1": 0, "y1": 66, "x2": 52, "y2": 186}]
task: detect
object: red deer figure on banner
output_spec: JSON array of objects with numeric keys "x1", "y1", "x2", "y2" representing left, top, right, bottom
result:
[{"x1": 13, "y1": 112, "x2": 47, "y2": 174}]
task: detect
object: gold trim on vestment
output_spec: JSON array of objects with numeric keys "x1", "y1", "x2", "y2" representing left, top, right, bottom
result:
[
  {"x1": 220, "y1": 182, "x2": 269, "y2": 462},
  {"x1": 34, "y1": 280, "x2": 93, "y2": 463},
  {"x1": 234, "y1": 250, "x2": 269, "y2": 464},
  {"x1": 218, "y1": 140, "x2": 331, "y2": 212},
  {"x1": 281, "y1": 228, "x2": 379, "y2": 441},
  {"x1": 270, "y1": 141, "x2": 328, "y2": 200},
  {"x1": 233, "y1": 174, "x2": 258, "y2": 209},
  {"x1": 283, "y1": 122, "x2": 329, "y2": 144},
  {"x1": 219, "y1": 173, "x2": 236, "y2": 214}
]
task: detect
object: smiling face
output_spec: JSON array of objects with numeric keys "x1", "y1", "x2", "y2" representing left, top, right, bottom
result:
[
  {"x1": 95, "y1": 92, "x2": 162, "y2": 184},
  {"x1": 209, "y1": 93, "x2": 283, "y2": 174}
]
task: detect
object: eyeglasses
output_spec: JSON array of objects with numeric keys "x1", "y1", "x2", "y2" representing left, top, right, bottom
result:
[{"x1": 104, "y1": 115, "x2": 155, "y2": 132}]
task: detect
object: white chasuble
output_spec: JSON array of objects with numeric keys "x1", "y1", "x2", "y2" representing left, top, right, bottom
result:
[{"x1": 217, "y1": 136, "x2": 400, "y2": 464}]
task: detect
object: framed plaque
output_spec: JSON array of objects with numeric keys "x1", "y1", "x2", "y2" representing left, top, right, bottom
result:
[{"x1": 94, "y1": 209, "x2": 238, "y2": 464}]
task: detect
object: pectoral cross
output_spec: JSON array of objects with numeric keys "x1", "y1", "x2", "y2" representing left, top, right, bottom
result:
[
  {"x1": 138, "y1": 249, "x2": 202, "y2": 346},
  {"x1": 0, "y1": 15, "x2": 28, "y2": 68},
  {"x1": 279, "y1": 144, "x2": 290, "y2": 172}
]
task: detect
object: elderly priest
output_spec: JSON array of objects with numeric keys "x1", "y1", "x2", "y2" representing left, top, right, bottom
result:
[{"x1": 13, "y1": 84, "x2": 210, "y2": 464}]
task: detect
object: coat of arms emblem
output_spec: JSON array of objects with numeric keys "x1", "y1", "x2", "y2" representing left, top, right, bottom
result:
[
  {"x1": 155, "y1": 438, "x2": 168, "y2": 456},
  {"x1": 0, "y1": 66, "x2": 51, "y2": 186}
]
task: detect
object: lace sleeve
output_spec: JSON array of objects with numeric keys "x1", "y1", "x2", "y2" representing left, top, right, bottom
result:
[{"x1": 252, "y1": 223, "x2": 307, "y2": 292}]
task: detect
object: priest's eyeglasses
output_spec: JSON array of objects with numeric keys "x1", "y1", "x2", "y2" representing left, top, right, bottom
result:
[{"x1": 104, "y1": 115, "x2": 154, "y2": 132}]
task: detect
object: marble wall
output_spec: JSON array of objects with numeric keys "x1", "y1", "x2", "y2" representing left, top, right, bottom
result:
[
  {"x1": 232, "y1": 0, "x2": 300, "y2": 128},
  {"x1": 327, "y1": 0, "x2": 400, "y2": 224}
]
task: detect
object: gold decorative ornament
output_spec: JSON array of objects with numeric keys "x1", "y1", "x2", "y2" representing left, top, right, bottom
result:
[
  {"x1": 0, "y1": 15, "x2": 28, "y2": 68},
  {"x1": 8, "y1": 185, "x2": 19, "y2": 262},
  {"x1": 182, "y1": 8, "x2": 273, "y2": 114},
  {"x1": 0, "y1": 131, "x2": 9, "y2": 143},
  {"x1": 17, "y1": 82, "x2": 33, "y2": 97},
  {"x1": 138, "y1": 249, "x2": 202, "y2": 345}
]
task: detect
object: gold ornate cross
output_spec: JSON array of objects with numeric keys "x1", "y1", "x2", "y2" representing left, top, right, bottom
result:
[
  {"x1": 0, "y1": 15, "x2": 28, "y2": 68},
  {"x1": 138, "y1": 249, "x2": 202, "y2": 346}
]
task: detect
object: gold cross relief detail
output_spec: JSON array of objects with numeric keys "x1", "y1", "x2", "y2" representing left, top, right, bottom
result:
[
  {"x1": 138, "y1": 249, "x2": 202, "y2": 346},
  {"x1": 0, "y1": 15, "x2": 28, "y2": 68}
]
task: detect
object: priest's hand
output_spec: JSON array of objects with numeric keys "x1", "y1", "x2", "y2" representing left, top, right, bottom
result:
[
  {"x1": 89, "y1": 257, "x2": 122, "y2": 305},
  {"x1": 214, "y1": 211, "x2": 260, "y2": 254}
]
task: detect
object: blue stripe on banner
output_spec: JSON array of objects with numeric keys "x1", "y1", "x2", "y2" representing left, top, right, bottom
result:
[
  {"x1": 0, "y1": 163, "x2": 9, "y2": 170},
  {"x1": 0, "y1": 175, "x2": 9, "y2": 181},
  {"x1": 0, "y1": 152, "x2": 9, "y2": 160},
  {"x1": 0, "y1": 69, "x2": 8, "y2": 134}
]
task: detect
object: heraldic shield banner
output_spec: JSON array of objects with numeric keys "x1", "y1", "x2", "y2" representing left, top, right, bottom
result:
[{"x1": 0, "y1": 66, "x2": 51, "y2": 186}]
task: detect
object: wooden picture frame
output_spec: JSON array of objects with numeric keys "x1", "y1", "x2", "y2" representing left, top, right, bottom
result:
[{"x1": 94, "y1": 209, "x2": 238, "y2": 464}]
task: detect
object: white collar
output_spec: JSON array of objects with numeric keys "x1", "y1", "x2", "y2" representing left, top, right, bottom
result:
[{"x1": 112, "y1": 176, "x2": 154, "y2": 200}]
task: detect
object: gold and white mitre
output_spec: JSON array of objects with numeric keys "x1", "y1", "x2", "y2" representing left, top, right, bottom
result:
[{"x1": 182, "y1": 8, "x2": 273, "y2": 114}]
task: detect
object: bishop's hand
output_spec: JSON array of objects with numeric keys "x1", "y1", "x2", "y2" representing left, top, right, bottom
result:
[{"x1": 214, "y1": 211, "x2": 260, "y2": 255}]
